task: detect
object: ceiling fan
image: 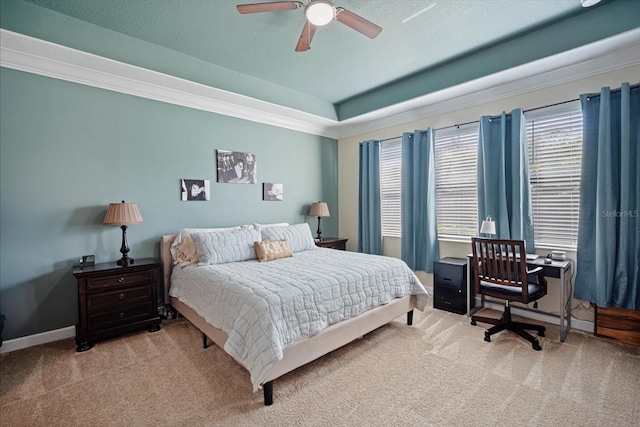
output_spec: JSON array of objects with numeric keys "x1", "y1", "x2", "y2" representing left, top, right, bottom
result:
[{"x1": 236, "y1": 0, "x2": 382, "y2": 52}]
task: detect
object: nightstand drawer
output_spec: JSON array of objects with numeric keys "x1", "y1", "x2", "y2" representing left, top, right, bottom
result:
[
  {"x1": 88, "y1": 285, "x2": 152, "y2": 311},
  {"x1": 434, "y1": 286, "x2": 466, "y2": 315},
  {"x1": 320, "y1": 241, "x2": 346, "y2": 250},
  {"x1": 434, "y1": 259, "x2": 466, "y2": 290},
  {"x1": 88, "y1": 303, "x2": 154, "y2": 331},
  {"x1": 86, "y1": 271, "x2": 153, "y2": 291}
]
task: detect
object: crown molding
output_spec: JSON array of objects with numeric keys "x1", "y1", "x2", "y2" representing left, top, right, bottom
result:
[
  {"x1": 0, "y1": 29, "x2": 339, "y2": 138},
  {"x1": 337, "y1": 27, "x2": 640, "y2": 139},
  {"x1": 1, "y1": 28, "x2": 639, "y2": 140}
]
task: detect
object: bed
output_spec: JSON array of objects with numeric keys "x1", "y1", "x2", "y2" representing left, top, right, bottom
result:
[{"x1": 160, "y1": 223, "x2": 428, "y2": 405}]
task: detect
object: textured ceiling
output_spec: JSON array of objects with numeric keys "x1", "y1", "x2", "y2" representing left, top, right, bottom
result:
[{"x1": 9, "y1": 0, "x2": 638, "y2": 120}]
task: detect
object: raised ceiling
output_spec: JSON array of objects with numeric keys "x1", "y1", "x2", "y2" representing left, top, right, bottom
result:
[{"x1": 2, "y1": 0, "x2": 639, "y2": 126}]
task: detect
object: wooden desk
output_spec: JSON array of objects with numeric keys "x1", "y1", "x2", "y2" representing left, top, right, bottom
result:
[{"x1": 466, "y1": 255, "x2": 573, "y2": 342}]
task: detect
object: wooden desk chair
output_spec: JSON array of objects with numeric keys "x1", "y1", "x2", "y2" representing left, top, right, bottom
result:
[{"x1": 470, "y1": 237, "x2": 547, "y2": 351}]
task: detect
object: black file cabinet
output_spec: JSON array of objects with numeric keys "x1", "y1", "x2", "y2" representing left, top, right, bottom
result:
[{"x1": 433, "y1": 258, "x2": 472, "y2": 315}]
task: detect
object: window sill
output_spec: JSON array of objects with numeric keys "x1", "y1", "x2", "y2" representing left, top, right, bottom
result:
[
  {"x1": 438, "y1": 235, "x2": 472, "y2": 244},
  {"x1": 383, "y1": 235, "x2": 577, "y2": 252},
  {"x1": 383, "y1": 235, "x2": 474, "y2": 244},
  {"x1": 534, "y1": 243, "x2": 577, "y2": 252}
]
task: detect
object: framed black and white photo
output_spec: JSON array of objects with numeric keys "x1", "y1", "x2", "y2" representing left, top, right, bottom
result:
[
  {"x1": 216, "y1": 149, "x2": 257, "y2": 184},
  {"x1": 263, "y1": 183, "x2": 283, "y2": 201},
  {"x1": 181, "y1": 179, "x2": 210, "y2": 201}
]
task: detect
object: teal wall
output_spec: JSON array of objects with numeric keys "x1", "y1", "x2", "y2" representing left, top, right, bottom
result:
[
  {"x1": 335, "y1": 0, "x2": 640, "y2": 120},
  {"x1": 0, "y1": 68, "x2": 338, "y2": 341},
  {"x1": 0, "y1": 0, "x2": 337, "y2": 120}
]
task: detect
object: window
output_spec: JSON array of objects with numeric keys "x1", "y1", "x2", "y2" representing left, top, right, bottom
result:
[
  {"x1": 380, "y1": 139, "x2": 402, "y2": 237},
  {"x1": 526, "y1": 104, "x2": 582, "y2": 249},
  {"x1": 378, "y1": 104, "x2": 583, "y2": 248},
  {"x1": 434, "y1": 125, "x2": 479, "y2": 239},
  {"x1": 380, "y1": 128, "x2": 480, "y2": 240}
]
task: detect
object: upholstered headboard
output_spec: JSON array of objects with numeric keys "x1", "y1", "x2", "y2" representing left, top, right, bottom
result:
[{"x1": 161, "y1": 234, "x2": 177, "y2": 304}]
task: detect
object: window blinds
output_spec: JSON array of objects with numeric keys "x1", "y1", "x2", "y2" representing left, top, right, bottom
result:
[
  {"x1": 378, "y1": 104, "x2": 582, "y2": 248},
  {"x1": 381, "y1": 128, "x2": 480, "y2": 240},
  {"x1": 380, "y1": 139, "x2": 402, "y2": 237},
  {"x1": 526, "y1": 105, "x2": 582, "y2": 249},
  {"x1": 434, "y1": 126, "x2": 479, "y2": 239}
]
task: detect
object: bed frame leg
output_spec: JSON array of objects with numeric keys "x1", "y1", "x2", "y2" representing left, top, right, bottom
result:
[
  {"x1": 263, "y1": 381, "x2": 273, "y2": 406},
  {"x1": 202, "y1": 332, "x2": 209, "y2": 349},
  {"x1": 407, "y1": 310, "x2": 414, "y2": 326}
]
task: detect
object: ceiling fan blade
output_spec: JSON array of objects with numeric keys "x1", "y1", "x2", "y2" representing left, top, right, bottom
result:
[
  {"x1": 237, "y1": 1, "x2": 303, "y2": 14},
  {"x1": 335, "y1": 7, "x2": 382, "y2": 39},
  {"x1": 295, "y1": 21, "x2": 316, "y2": 52}
]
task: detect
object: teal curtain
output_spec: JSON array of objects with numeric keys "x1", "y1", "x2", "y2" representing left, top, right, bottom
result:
[
  {"x1": 575, "y1": 83, "x2": 640, "y2": 310},
  {"x1": 477, "y1": 108, "x2": 535, "y2": 252},
  {"x1": 358, "y1": 140, "x2": 382, "y2": 255},
  {"x1": 401, "y1": 130, "x2": 439, "y2": 272}
]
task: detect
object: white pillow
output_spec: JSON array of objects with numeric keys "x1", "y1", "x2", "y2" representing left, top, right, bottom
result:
[
  {"x1": 192, "y1": 227, "x2": 262, "y2": 265},
  {"x1": 261, "y1": 223, "x2": 316, "y2": 253},
  {"x1": 170, "y1": 226, "x2": 240, "y2": 267},
  {"x1": 252, "y1": 222, "x2": 290, "y2": 228}
]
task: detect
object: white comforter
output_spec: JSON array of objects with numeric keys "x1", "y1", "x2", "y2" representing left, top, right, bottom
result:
[{"x1": 169, "y1": 248, "x2": 428, "y2": 390}]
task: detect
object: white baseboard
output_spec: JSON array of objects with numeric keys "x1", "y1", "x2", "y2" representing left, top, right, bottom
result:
[
  {"x1": 0, "y1": 326, "x2": 75, "y2": 354},
  {"x1": 570, "y1": 318, "x2": 595, "y2": 334},
  {"x1": 0, "y1": 290, "x2": 594, "y2": 355},
  {"x1": 481, "y1": 300, "x2": 594, "y2": 334}
]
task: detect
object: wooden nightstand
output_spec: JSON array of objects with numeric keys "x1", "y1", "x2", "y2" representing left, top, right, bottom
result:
[
  {"x1": 315, "y1": 237, "x2": 348, "y2": 251},
  {"x1": 73, "y1": 258, "x2": 161, "y2": 352}
]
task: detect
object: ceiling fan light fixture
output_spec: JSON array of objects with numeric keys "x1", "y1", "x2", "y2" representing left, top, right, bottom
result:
[{"x1": 305, "y1": 0, "x2": 335, "y2": 26}]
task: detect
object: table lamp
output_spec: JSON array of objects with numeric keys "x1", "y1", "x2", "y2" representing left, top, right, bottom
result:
[
  {"x1": 103, "y1": 200, "x2": 143, "y2": 266},
  {"x1": 480, "y1": 215, "x2": 496, "y2": 238},
  {"x1": 308, "y1": 201, "x2": 330, "y2": 240}
]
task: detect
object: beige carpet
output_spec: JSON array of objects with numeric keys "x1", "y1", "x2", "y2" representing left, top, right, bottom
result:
[{"x1": 2, "y1": 305, "x2": 639, "y2": 427}]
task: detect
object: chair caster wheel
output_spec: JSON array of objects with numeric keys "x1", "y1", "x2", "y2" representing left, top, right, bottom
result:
[
  {"x1": 484, "y1": 332, "x2": 491, "y2": 342},
  {"x1": 538, "y1": 331, "x2": 545, "y2": 337},
  {"x1": 533, "y1": 342, "x2": 542, "y2": 351},
  {"x1": 471, "y1": 320, "x2": 476, "y2": 326}
]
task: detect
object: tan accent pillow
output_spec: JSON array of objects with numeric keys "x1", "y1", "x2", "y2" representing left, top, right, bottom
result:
[{"x1": 254, "y1": 239, "x2": 293, "y2": 262}]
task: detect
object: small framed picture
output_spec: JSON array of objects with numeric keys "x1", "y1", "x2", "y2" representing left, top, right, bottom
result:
[
  {"x1": 181, "y1": 179, "x2": 210, "y2": 201},
  {"x1": 263, "y1": 183, "x2": 283, "y2": 201},
  {"x1": 216, "y1": 149, "x2": 257, "y2": 184},
  {"x1": 80, "y1": 255, "x2": 95, "y2": 268}
]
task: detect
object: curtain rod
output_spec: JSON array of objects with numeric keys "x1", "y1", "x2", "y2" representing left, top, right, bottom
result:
[
  {"x1": 584, "y1": 82, "x2": 639, "y2": 99},
  {"x1": 375, "y1": 98, "x2": 581, "y2": 143}
]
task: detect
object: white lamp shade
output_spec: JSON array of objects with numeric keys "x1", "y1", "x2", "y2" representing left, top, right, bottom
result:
[
  {"x1": 309, "y1": 202, "x2": 330, "y2": 217},
  {"x1": 480, "y1": 216, "x2": 496, "y2": 235},
  {"x1": 305, "y1": 0, "x2": 335, "y2": 26},
  {"x1": 103, "y1": 201, "x2": 143, "y2": 225}
]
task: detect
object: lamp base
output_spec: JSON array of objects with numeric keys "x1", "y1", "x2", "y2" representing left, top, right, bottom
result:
[
  {"x1": 316, "y1": 216, "x2": 323, "y2": 241},
  {"x1": 117, "y1": 256, "x2": 134, "y2": 266},
  {"x1": 116, "y1": 225, "x2": 133, "y2": 266}
]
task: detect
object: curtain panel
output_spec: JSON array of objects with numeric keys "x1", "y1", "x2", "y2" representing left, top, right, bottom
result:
[
  {"x1": 358, "y1": 140, "x2": 383, "y2": 255},
  {"x1": 575, "y1": 82, "x2": 640, "y2": 310},
  {"x1": 401, "y1": 129, "x2": 439, "y2": 272},
  {"x1": 477, "y1": 108, "x2": 535, "y2": 253}
]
